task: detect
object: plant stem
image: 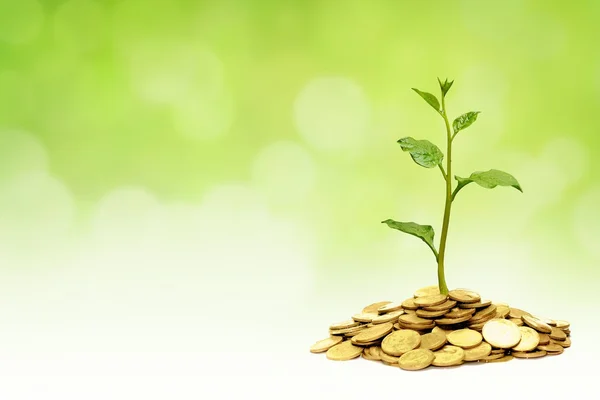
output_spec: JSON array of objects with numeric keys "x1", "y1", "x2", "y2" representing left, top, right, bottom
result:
[{"x1": 437, "y1": 96, "x2": 453, "y2": 295}]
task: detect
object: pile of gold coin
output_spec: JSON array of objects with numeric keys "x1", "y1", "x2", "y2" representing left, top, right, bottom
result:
[{"x1": 310, "y1": 286, "x2": 571, "y2": 370}]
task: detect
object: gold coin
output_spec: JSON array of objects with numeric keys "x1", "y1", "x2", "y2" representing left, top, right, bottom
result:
[
  {"x1": 435, "y1": 315, "x2": 472, "y2": 325},
  {"x1": 432, "y1": 345, "x2": 465, "y2": 367},
  {"x1": 370, "y1": 346, "x2": 382, "y2": 360},
  {"x1": 444, "y1": 307, "x2": 476, "y2": 319},
  {"x1": 377, "y1": 302, "x2": 403, "y2": 314},
  {"x1": 512, "y1": 350, "x2": 547, "y2": 359},
  {"x1": 423, "y1": 299, "x2": 457, "y2": 311},
  {"x1": 512, "y1": 326, "x2": 540, "y2": 352},
  {"x1": 362, "y1": 301, "x2": 392, "y2": 314},
  {"x1": 310, "y1": 336, "x2": 344, "y2": 353},
  {"x1": 414, "y1": 294, "x2": 448, "y2": 307},
  {"x1": 329, "y1": 319, "x2": 360, "y2": 330},
  {"x1": 351, "y1": 337, "x2": 382, "y2": 346},
  {"x1": 326, "y1": 340, "x2": 363, "y2": 361},
  {"x1": 448, "y1": 289, "x2": 481, "y2": 304},
  {"x1": 537, "y1": 343, "x2": 563, "y2": 353},
  {"x1": 446, "y1": 329, "x2": 483, "y2": 349},
  {"x1": 381, "y1": 329, "x2": 421, "y2": 356},
  {"x1": 416, "y1": 309, "x2": 448, "y2": 318},
  {"x1": 482, "y1": 319, "x2": 521, "y2": 348},
  {"x1": 538, "y1": 333, "x2": 550, "y2": 345},
  {"x1": 330, "y1": 324, "x2": 367, "y2": 336},
  {"x1": 419, "y1": 330, "x2": 447, "y2": 351},
  {"x1": 549, "y1": 327, "x2": 566, "y2": 341},
  {"x1": 508, "y1": 318, "x2": 524, "y2": 326},
  {"x1": 563, "y1": 329, "x2": 570, "y2": 336},
  {"x1": 468, "y1": 321, "x2": 488, "y2": 330},
  {"x1": 557, "y1": 337, "x2": 571, "y2": 348},
  {"x1": 554, "y1": 320, "x2": 570, "y2": 329},
  {"x1": 344, "y1": 328, "x2": 368, "y2": 337},
  {"x1": 522, "y1": 315, "x2": 552, "y2": 333},
  {"x1": 495, "y1": 305, "x2": 510, "y2": 319},
  {"x1": 399, "y1": 313, "x2": 434, "y2": 326},
  {"x1": 490, "y1": 348, "x2": 505, "y2": 355},
  {"x1": 483, "y1": 355, "x2": 514, "y2": 363},
  {"x1": 398, "y1": 349, "x2": 435, "y2": 371},
  {"x1": 479, "y1": 352, "x2": 505, "y2": 362},
  {"x1": 414, "y1": 285, "x2": 440, "y2": 298},
  {"x1": 393, "y1": 323, "x2": 401, "y2": 330},
  {"x1": 372, "y1": 310, "x2": 404, "y2": 325},
  {"x1": 508, "y1": 308, "x2": 531, "y2": 319},
  {"x1": 458, "y1": 299, "x2": 492, "y2": 309},
  {"x1": 380, "y1": 352, "x2": 400, "y2": 364},
  {"x1": 352, "y1": 313, "x2": 380, "y2": 323},
  {"x1": 534, "y1": 315, "x2": 556, "y2": 326},
  {"x1": 404, "y1": 309, "x2": 417, "y2": 315},
  {"x1": 362, "y1": 347, "x2": 378, "y2": 361},
  {"x1": 398, "y1": 322, "x2": 434, "y2": 331},
  {"x1": 401, "y1": 298, "x2": 419, "y2": 310},
  {"x1": 352, "y1": 322, "x2": 394, "y2": 343},
  {"x1": 463, "y1": 341, "x2": 492, "y2": 361},
  {"x1": 469, "y1": 305, "x2": 497, "y2": 322}
]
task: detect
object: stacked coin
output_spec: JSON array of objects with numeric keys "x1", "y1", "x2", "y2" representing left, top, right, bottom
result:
[{"x1": 310, "y1": 286, "x2": 571, "y2": 369}]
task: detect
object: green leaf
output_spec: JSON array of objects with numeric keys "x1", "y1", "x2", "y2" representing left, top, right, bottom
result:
[
  {"x1": 397, "y1": 137, "x2": 444, "y2": 168},
  {"x1": 412, "y1": 88, "x2": 441, "y2": 113},
  {"x1": 452, "y1": 111, "x2": 480, "y2": 135},
  {"x1": 452, "y1": 169, "x2": 523, "y2": 201},
  {"x1": 437, "y1": 77, "x2": 454, "y2": 97},
  {"x1": 382, "y1": 219, "x2": 438, "y2": 259}
]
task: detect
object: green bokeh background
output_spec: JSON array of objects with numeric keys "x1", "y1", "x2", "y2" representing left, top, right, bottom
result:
[{"x1": 1, "y1": 0, "x2": 600, "y2": 354}]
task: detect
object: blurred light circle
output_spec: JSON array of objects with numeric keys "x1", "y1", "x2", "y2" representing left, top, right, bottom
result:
[{"x1": 294, "y1": 77, "x2": 370, "y2": 152}]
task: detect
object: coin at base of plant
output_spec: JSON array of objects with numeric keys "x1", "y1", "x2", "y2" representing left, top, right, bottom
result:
[{"x1": 398, "y1": 349, "x2": 435, "y2": 371}]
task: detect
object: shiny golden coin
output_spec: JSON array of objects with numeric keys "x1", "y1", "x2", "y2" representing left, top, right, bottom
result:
[
  {"x1": 554, "y1": 320, "x2": 570, "y2": 329},
  {"x1": 326, "y1": 340, "x2": 363, "y2": 361},
  {"x1": 362, "y1": 348, "x2": 378, "y2": 361},
  {"x1": 310, "y1": 336, "x2": 344, "y2": 353},
  {"x1": 432, "y1": 345, "x2": 465, "y2": 367},
  {"x1": 398, "y1": 349, "x2": 435, "y2": 371},
  {"x1": 537, "y1": 343, "x2": 563, "y2": 353},
  {"x1": 381, "y1": 329, "x2": 421, "y2": 356},
  {"x1": 352, "y1": 313, "x2": 379, "y2": 323},
  {"x1": 522, "y1": 315, "x2": 552, "y2": 333},
  {"x1": 393, "y1": 323, "x2": 401, "y2": 330},
  {"x1": 401, "y1": 298, "x2": 419, "y2": 310},
  {"x1": 344, "y1": 328, "x2": 368, "y2": 337},
  {"x1": 414, "y1": 294, "x2": 448, "y2": 307},
  {"x1": 549, "y1": 327, "x2": 566, "y2": 341},
  {"x1": 558, "y1": 337, "x2": 571, "y2": 348},
  {"x1": 463, "y1": 342, "x2": 492, "y2": 361},
  {"x1": 512, "y1": 350, "x2": 547, "y2": 359},
  {"x1": 330, "y1": 324, "x2": 367, "y2": 336},
  {"x1": 423, "y1": 299, "x2": 457, "y2": 311},
  {"x1": 380, "y1": 351, "x2": 400, "y2": 364},
  {"x1": 419, "y1": 331, "x2": 447, "y2": 351},
  {"x1": 416, "y1": 308, "x2": 448, "y2": 318},
  {"x1": 377, "y1": 302, "x2": 403, "y2": 314},
  {"x1": 414, "y1": 285, "x2": 440, "y2": 298},
  {"x1": 538, "y1": 333, "x2": 550, "y2": 345},
  {"x1": 448, "y1": 289, "x2": 481, "y2": 304},
  {"x1": 468, "y1": 321, "x2": 488, "y2": 330},
  {"x1": 534, "y1": 315, "x2": 556, "y2": 326},
  {"x1": 563, "y1": 329, "x2": 571, "y2": 336},
  {"x1": 490, "y1": 349, "x2": 505, "y2": 355},
  {"x1": 398, "y1": 322, "x2": 434, "y2": 331},
  {"x1": 329, "y1": 319, "x2": 360, "y2": 330},
  {"x1": 512, "y1": 326, "x2": 540, "y2": 352},
  {"x1": 458, "y1": 299, "x2": 492, "y2": 309},
  {"x1": 370, "y1": 346, "x2": 382, "y2": 360},
  {"x1": 435, "y1": 315, "x2": 472, "y2": 325},
  {"x1": 444, "y1": 307, "x2": 476, "y2": 319},
  {"x1": 352, "y1": 322, "x2": 393, "y2": 343},
  {"x1": 482, "y1": 319, "x2": 522, "y2": 348},
  {"x1": 432, "y1": 326, "x2": 448, "y2": 335},
  {"x1": 447, "y1": 329, "x2": 483, "y2": 349},
  {"x1": 508, "y1": 308, "x2": 531, "y2": 319},
  {"x1": 372, "y1": 310, "x2": 404, "y2": 325},
  {"x1": 483, "y1": 355, "x2": 514, "y2": 363},
  {"x1": 362, "y1": 301, "x2": 392, "y2": 314},
  {"x1": 351, "y1": 337, "x2": 382, "y2": 346},
  {"x1": 479, "y1": 352, "x2": 505, "y2": 362},
  {"x1": 495, "y1": 305, "x2": 510, "y2": 319},
  {"x1": 403, "y1": 309, "x2": 417, "y2": 315},
  {"x1": 508, "y1": 318, "x2": 524, "y2": 326}
]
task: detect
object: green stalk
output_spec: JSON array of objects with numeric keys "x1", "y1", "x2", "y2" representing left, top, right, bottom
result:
[{"x1": 437, "y1": 93, "x2": 453, "y2": 295}]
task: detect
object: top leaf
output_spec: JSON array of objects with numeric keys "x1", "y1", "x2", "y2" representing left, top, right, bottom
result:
[
  {"x1": 437, "y1": 78, "x2": 454, "y2": 98},
  {"x1": 397, "y1": 137, "x2": 444, "y2": 168},
  {"x1": 412, "y1": 88, "x2": 441, "y2": 113},
  {"x1": 452, "y1": 111, "x2": 480, "y2": 135}
]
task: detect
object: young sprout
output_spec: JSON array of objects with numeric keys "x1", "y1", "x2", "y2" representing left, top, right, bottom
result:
[{"x1": 383, "y1": 78, "x2": 522, "y2": 295}]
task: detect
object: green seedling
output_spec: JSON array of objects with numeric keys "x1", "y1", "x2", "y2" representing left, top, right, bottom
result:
[{"x1": 383, "y1": 78, "x2": 522, "y2": 295}]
